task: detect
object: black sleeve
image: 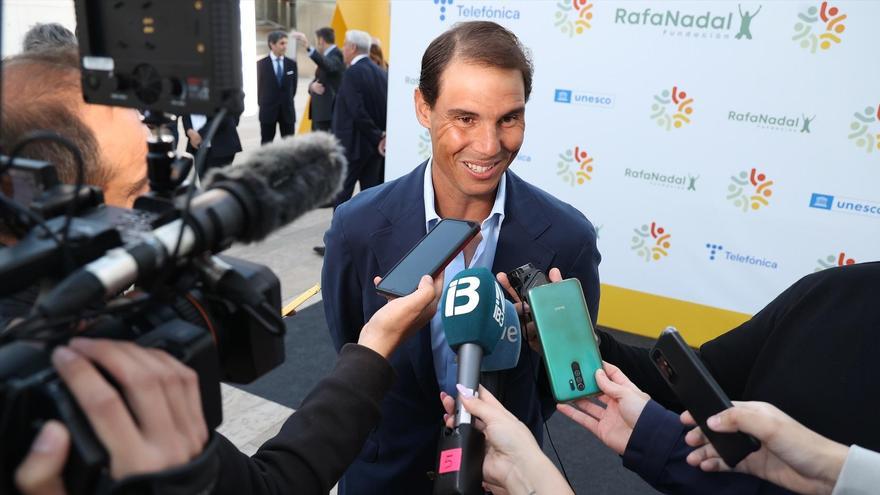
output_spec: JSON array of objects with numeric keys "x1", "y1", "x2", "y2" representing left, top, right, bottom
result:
[
  {"x1": 212, "y1": 344, "x2": 394, "y2": 495},
  {"x1": 698, "y1": 273, "x2": 811, "y2": 400},
  {"x1": 310, "y1": 49, "x2": 344, "y2": 77}
]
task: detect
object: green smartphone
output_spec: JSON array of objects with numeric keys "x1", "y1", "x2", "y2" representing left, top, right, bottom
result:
[{"x1": 528, "y1": 278, "x2": 602, "y2": 402}]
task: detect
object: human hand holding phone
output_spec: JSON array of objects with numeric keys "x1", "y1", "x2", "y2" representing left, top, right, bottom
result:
[
  {"x1": 375, "y1": 219, "x2": 478, "y2": 298},
  {"x1": 682, "y1": 401, "x2": 848, "y2": 495}
]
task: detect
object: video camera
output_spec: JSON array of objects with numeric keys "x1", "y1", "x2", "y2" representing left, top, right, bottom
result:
[{"x1": 0, "y1": 1, "x2": 343, "y2": 493}]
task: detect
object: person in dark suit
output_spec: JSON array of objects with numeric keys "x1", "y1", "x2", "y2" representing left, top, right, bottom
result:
[
  {"x1": 291, "y1": 27, "x2": 344, "y2": 132},
  {"x1": 257, "y1": 30, "x2": 297, "y2": 144},
  {"x1": 321, "y1": 21, "x2": 601, "y2": 494},
  {"x1": 182, "y1": 113, "x2": 242, "y2": 175},
  {"x1": 330, "y1": 29, "x2": 388, "y2": 208}
]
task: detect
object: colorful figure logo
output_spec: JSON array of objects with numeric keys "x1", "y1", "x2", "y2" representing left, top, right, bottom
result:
[
  {"x1": 556, "y1": 146, "x2": 594, "y2": 186},
  {"x1": 848, "y1": 104, "x2": 880, "y2": 153},
  {"x1": 434, "y1": 0, "x2": 454, "y2": 21},
  {"x1": 417, "y1": 130, "x2": 432, "y2": 160},
  {"x1": 650, "y1": 86, "x2": 694, "y2": 131},
  {"x1": 727, "y1": 168, "x2": 773, "y2": 212},
  {"x1": 815, "y1": 251, "x2": 855, "y2": 272},
  {"x1": 793, "y1": 2, "x2": 846, "y2": 53},
  {"x1": 631, "y1": 222, "x2": 671, "y2": 262},
  {"x1": 554, "y1": 0, "x2": 593, "y2": 37}
]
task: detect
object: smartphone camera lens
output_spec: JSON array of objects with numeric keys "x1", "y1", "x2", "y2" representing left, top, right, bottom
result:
[{"x1": 576, "y1": 383, "x2": 585, "y2": 391}]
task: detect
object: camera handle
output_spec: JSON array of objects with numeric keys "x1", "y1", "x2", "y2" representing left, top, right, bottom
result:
[{"x1": 133, "y1": 111, "x2": 193, "y2": 216}]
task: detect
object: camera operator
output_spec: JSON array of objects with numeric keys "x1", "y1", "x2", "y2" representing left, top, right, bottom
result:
[
  {"x1": 0, "y1": 47, "x2": 150, "y2": 211},
  {"x1": 0, "y1": 47, "x2": 152, "y2": 329},
  {"x1": 12, "y1": 275, "x2": 439, "y2": 494}
]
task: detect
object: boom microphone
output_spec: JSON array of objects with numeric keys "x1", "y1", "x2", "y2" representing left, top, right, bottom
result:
[
  {"x1": 435, "y1": 267, "x2": 505, "y2": 495},
  {"x1": 35, "y1": 132, "x2": 346, "y2": 318}
]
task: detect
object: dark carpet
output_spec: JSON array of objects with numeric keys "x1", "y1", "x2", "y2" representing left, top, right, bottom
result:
[{"x1": 236, "y1": 302, "x2": 661, "y2": 494}]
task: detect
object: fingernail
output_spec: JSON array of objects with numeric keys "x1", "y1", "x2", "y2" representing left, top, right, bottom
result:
[
  {"x1": 707, "y1": 415, "x2": 720, "y2": 428},
  {"x1": 52, "y1": 346, "x2": 77, "y2": 365},
  {"x1": 68, "y1": 337, "x2": 93, "y2": 350},
  {"x1": 596, "y1": 369, "x2": 605, "y2": 377},
  {"x1": 456, "y1": 384, "x2": 475, "y2": 398},
  {"x1": 32, "y1": 422, "x2": 62, "y2": 453}
]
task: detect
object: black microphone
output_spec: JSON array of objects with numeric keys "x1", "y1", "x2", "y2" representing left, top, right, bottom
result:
[
  {"x1": 34, "y1": 132, "x2": 346, "y2": 318},
  {"x1": 434, "y1": 268, "x2": 506, "y2": 495}
]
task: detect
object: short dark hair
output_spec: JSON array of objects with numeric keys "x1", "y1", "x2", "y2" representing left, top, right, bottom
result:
[
  {"x1": 1, "y1": 48, "x2": 108, "y2": 189},
  {"x1": 267, "y1": 30, "x2": 288, "y2": 47},
  {"x1": 315, "y1": 27, "x2": 335, "y2": 45},
  {"x1": 22, "y1": 22, "x2": 77, "y2": 52},
  {"x1": 419, "y1": 21, "x2": 532, "y2": 108}
]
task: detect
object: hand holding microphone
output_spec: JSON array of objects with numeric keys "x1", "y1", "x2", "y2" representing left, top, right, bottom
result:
[
  {"x1": 433, "y1": 268, "x2": 506, "y2": 495},
  {"x1": 441, "y1": 386, "x2": 573, "y2": 495}
]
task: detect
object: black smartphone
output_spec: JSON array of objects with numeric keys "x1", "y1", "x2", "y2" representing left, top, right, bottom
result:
[
  {"x1": 376, "y1": 218, "x2": 479, "y2": 298},
  {"x1": 651, "y1": 327, "x2": 760, "y2": 467}
]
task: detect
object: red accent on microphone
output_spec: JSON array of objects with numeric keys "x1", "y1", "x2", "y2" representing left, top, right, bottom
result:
[{"x1": 438, "y1": 448, "x2": 463, "y2": 474}]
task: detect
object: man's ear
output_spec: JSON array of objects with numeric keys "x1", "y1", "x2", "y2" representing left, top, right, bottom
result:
[{"x1": 413, "y1": 88, "x2": 431, "y2": 129}]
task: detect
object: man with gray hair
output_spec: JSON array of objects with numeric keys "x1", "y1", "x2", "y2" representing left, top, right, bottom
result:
[
  {"x1": 329, "y1": 29, "x2": 387, "y2": 208},
  {"x1": 22, "y1": 22, "x2": 77, "y2": 52}
]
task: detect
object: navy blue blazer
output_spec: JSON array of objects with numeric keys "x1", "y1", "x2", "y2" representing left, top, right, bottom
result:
[
  {"x1": 308, "y1": 46, "x2": 344, "y2": 122},
  {"x1": 181, "y1": 114, "x2": 242, "y2": 157},
  {"x1": 331, "y1": 57, "x2": 387, "y2": 164},
  {"x1": 322, "y1": 162, "x2": 601, "y2": 494},
  {"x1": 624, "y1": 401, "x2": 794, "y2": 494},
  {"x1": 257, "y1": 55, "x2": 297, "y2": 124}
]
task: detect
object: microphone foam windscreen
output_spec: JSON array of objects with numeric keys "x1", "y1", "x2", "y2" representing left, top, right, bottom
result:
[
  {"x1": 205, "y1": 131, "x2": 347, "y2": 240},
  {"x1": 440, "y1": 267, "x2": 505, "y2": 354},
  {"x1": 481, "y1": 300, "x2": 521, "y2": 372}
]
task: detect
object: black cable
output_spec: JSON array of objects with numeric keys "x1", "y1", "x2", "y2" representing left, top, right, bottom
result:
[
  {"x1": 3, "y1": 132, "x2": 86, "y2": 251},
  {"x1": 168, "y1": 107, "x2": 228, "y2": 268},
  {"x1": 0, "y1": 194, "x2": 62, "y2": 244},
  {"x1": 524, "y1": 340, "x2": 574, "y2": 488}
]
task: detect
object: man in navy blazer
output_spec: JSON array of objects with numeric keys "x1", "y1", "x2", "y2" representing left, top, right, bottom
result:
[
  {"x1": 291, "y1": 27, "x2": 344, "y2": 132},
  {"x1": 182, "y1": 113, "x2": 242, "y2": 175},
  {"x1": 257, "y1": 31, "x2": 297, "y2": 144},
  {"x1": 322, "y1": 22, "x2": 601, "y2": 494},
  {"x1": 330, "y1": 29, "x2": 388, "y2": 207}
]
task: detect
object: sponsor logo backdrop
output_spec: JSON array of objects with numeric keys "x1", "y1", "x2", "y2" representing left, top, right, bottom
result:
[{"x1": 385, "y1": 0, "x2": 880, "y2": 342}]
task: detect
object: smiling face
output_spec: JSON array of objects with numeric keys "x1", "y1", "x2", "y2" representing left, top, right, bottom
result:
[{"x1": 414, "y1": 58, "x2": 525, "y2": 215}]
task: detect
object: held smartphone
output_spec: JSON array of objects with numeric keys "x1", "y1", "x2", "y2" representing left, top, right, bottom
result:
[
  {"x1": 375, "y1": 218, "x2": 479, "y2": 298},
  {"x1": 651, "y1": 327, "x2": 760, "y2": 467},
  {"x1": 528, "y1": 278, "x2": 602, "y2": 402}
]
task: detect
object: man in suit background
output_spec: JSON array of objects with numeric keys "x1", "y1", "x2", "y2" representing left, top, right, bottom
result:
[
  {"x1": 321, "y1": 21, "x2": 601, "y2": 494},
  {"x1": 331, "y1": 29, "x2": 388, "y2": 207},
  {"x1": 182, "y1": 113, "x2": 242, "y2": 176},
  {"x1": 257, "y1": 31, "x2": 297, "y2": 144},
  {"x1": 291, "y1": 27, "x2": 344, "y2": 132}
]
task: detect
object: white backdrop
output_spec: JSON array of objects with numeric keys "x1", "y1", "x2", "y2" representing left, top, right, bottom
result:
[{"x1": 386, "y1": 0, "x2": 880, "y2": 320}]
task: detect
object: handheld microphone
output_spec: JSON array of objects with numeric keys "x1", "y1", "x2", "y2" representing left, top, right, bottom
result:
[
  {"x1": 434, "y1": 267, "x2": 505, "y2": 495},
  {"x1": 481, "y1": 300, "x2": 521, "y2": 372},
  {"x1": 34, "y1": 132, "x2": 346, "y2": 318}
]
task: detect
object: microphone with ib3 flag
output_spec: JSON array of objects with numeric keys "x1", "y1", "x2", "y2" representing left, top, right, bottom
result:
[{"x1": 434, "y1": 268, "x2": 506, "y2": 495}]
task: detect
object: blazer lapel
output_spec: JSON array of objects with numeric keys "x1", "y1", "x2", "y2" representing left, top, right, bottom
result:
[
  {"x1": 368, "y1": 162, "x2": 440, "y2": 403},
  {"x1": 492, "y1": 171, "x2": 557, "y2": 275}
]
